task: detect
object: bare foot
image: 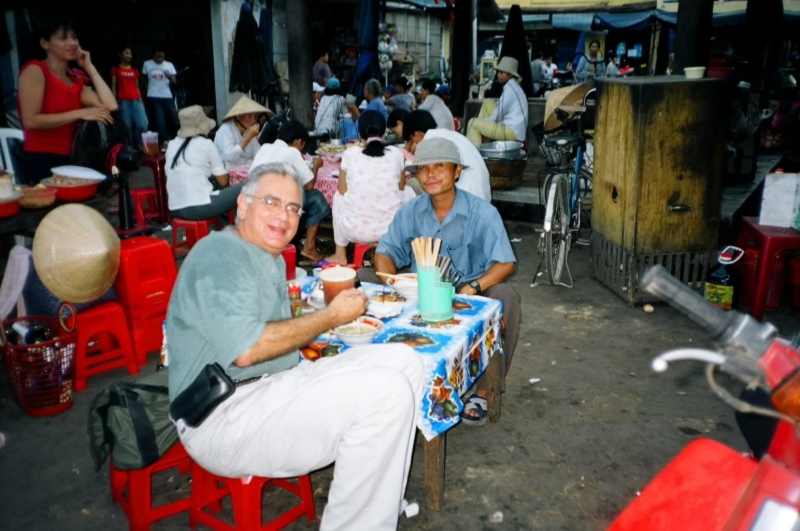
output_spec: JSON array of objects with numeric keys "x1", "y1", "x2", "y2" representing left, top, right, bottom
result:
[
  {"x1": 300, "y1": 248, "x2": 324, "y2": 262},
  {"x1": 324, "y1": 254, "x2": 348, "y2": 265}
]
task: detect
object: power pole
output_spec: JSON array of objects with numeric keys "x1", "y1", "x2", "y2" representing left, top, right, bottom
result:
[
  {"x1": 451, "y1": 0, "x2": 474, "y2": 120},
  {"x1": 673, "y1": 0, "x2": 714, "y2": 74},
  {"x1": 286, "y1": 0, "x2": 313, "y2": 128}
]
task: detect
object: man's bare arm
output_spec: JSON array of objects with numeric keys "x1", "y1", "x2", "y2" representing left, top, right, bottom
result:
[{"x1": 234, "y1": 288, "x2": 367, "y2": 367}]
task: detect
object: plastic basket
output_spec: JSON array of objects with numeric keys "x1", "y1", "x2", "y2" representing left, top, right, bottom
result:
[
  {"x1": 532, "y1": 122, "x2": 569, "y2": 168},
  {"x1": 741, "y1": 249, "x2": 785, "y2": 308},
  {"x1": 1, "y1": 304, "x2": 78, "y2": 417}
]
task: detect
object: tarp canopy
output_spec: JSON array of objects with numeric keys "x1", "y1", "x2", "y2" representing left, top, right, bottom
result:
[{"x1": 591, "y1": 9, "x2": 753, "y2": 31}]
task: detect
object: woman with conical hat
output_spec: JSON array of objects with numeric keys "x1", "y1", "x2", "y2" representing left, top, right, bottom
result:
[
  {"x1": 213, "y1": 95, "x2": 273, "y2": 171},
  {"x1": 167, "y1": 105, "x2": 244, "y2": 221},
  {"x1": 466, "y1": 56, "x2": 529, "y2": 147}
]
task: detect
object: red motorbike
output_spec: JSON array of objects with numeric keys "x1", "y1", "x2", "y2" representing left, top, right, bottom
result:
[{"x1": 610, "y1": 266, "x2": 800, "y2": 531}]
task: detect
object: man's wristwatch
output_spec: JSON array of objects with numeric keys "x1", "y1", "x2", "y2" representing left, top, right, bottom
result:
[{"x1": 469, "y1": 280, "x2": 482, "y2": 294}]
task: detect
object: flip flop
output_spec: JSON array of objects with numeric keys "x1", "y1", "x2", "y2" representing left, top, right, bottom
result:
[
  {"x1": 314, "y1": 259, "x2": 332, "y2": 267},
  {"x1": 460, "y1": 394, "x2": 488, "y2": 426}
]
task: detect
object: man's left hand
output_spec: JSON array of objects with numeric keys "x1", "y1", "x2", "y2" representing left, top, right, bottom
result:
[{"x1": 458, "y1": 285, "x2": 478, "y2": 296}]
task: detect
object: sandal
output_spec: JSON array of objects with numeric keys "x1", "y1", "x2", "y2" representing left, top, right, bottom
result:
[{"x1": 460, "y1": 394, "x2": 488, "y2": 426}]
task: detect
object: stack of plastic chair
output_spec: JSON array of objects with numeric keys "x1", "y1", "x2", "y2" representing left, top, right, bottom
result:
[{"x1": 114, "y1": 236, "x2": 177, "y2": 365}]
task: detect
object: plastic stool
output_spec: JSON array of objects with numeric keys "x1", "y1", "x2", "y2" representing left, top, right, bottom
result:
[
  {"x1": 111, "y1": 442, "x2": 193, "y2": 531},
  {"x1": 282, "y1": 244, "x2": 296, "y2": 281},
  {"x1": 352, "y1": 242, "x2": 377, "y2": 269},
  {"x1": 190, "y1": 463, "x2": 315, "y2": 531},
  {"x1": 130, "y1": 188, "x2": 160, "y2": 227},
  {"x1": 141, "y1": 154, "x2": 168, "y2": 223},
  {"x1": 75, "y1": 302, "x2": 139, "y2": 392},
  {"x1": 736, "y1": 216, "x2": 800, "y2": 320},
  {"x1": 172, "y1": 217, "x2": 223, "y2": 257}
]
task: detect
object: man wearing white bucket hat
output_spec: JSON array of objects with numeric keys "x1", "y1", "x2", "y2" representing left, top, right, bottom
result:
[
  {"x1": 214, "y1": 95, "x2": 274, "y2": 170},
  {"x1": 466, "y1": 56, "x2": 529, "y2": 147},
  {"x1": 167, "y1": 161, "x2": 425, "y2": 531},
  {"x1": 363, "y1": 137, "x2": 521, "y2": 426}
]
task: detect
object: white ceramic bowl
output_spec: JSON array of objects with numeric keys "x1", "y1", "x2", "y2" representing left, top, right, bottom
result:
[
  {"x1": 334, "y1": 317, "x2": 384, "y2": 346},
  {"x1": 387, "y1": 273, "x2": 418, "y2": 301},
  {"x1": 684, "y1": 67, "x2": 706, "y2": 79}
]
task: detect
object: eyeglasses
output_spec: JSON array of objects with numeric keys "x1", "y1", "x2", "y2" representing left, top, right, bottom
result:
[{"x1": 246, "y1": 195, "x2": 304, "y2": 218}]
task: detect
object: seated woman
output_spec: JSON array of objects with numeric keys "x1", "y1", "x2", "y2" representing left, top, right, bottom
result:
[
  {"x1": 384, "y1": 75, "x2": 415, "y2": 111},
  {"x1": 388, "y1": 108, "x2": 422, "y2": 196},
  {"x1": 466, "y1": 57, "x2": 528, "y2": 147},
  {"x1": 325, "y1": 111, "x2": 412, "y2": 265},
  {"x1": 213, "y1": 96, "x2": 272, "y2": 171},
  {"x1": 17, "y1": 16, "x2": 118, "y2": 185},
  {"x1": 314, "y1": 77, "x2": 346, "y2": 136},
  {"x1": 166, "y1": 105, "x2": 243, "y2": 220}
]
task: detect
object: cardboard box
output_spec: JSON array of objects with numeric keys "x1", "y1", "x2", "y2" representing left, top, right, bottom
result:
[{"x1": 760, "y1": 172, "x2": 800, "y2": 228}]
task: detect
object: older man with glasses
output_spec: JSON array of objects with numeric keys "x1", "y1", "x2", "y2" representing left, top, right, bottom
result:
[{"x1": 166, "y1": 161, "x2": 425, "y2": 531}]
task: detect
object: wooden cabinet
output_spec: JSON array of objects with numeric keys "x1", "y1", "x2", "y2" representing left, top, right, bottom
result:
[{"x1": 591, "y1": 76, "x2": 730, "y2": 303}]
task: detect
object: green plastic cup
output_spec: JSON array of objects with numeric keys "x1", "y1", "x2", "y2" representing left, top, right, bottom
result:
[{"x1": 418, "y1": 266, "x2": 455, "y2": 322}]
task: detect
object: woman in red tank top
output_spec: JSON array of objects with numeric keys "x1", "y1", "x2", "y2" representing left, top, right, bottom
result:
[{"x1": 17, "y1": 16, "x2": 118, "y2": 185}]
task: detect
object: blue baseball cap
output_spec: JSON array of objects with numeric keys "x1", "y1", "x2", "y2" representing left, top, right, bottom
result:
[
  {"x1": 384, "y1": 86, "x2": 397, "y2": 94},
  {"x1": 326, "y1": 77, "x2": 340, "y2": 90},
  {"x1": 437, "y1": 84, "x2": 450, "y2": 95}
]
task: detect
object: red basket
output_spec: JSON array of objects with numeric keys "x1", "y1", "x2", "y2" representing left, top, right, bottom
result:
[
  {"x1": 1, "y1": 304, "x2": 78, "y2": 417},
  {"x1": 41, "y1": 178, "x2": 99, "y2": 202}
]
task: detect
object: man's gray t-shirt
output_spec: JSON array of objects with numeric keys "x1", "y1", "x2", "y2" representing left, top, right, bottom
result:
[{"x1": 166, "y1": 230, "x2": 299, "y2": 401}]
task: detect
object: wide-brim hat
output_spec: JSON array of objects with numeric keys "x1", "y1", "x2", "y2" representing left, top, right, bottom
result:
[
  {"x1": 177, "y1": 105, "x2": 216, "y2": 138},
  {"x1": 405, "y1": 137, "x2": 469, "y2": 173},
  {"x1": 544, "y1": 83, "x2": 593, "y2": 132},
  {"x1": 496, "y1": 56, "x2": 520, "y2": 79},
  {"x1": 32, "y1": 204, "x2": 120, "y2": 303},
  {"x1": 222, "y1": 96, "x2": 274, "y2": 122}
]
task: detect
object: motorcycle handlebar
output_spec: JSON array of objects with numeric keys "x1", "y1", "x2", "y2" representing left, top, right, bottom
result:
[{"x1": 640, "y1": 266, "x2": 737, "y2": 341}]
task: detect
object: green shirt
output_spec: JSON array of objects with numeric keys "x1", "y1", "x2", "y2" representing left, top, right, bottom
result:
[{"x1": 166, "y1": 230, "x2": 299, "y2": 401}]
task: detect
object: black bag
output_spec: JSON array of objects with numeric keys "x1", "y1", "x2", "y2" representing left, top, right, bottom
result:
[
  {"x1": 88, "y1": 371, "x2": 178, "y2": 471},
  {"x1": 168, "y1": 363, "x2": 235, "y2": 429}
]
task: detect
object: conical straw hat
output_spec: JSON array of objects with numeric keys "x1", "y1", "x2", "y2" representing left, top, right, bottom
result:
[
  {"x1": 222, "y1": 96, "x2": 273, "y2": 121},
  {"x1": 544, "y1": 83, "x2": 593, "y2": 132},
  {"x1": 32, "y1": 204, "x2": 121, "y2": 303}
]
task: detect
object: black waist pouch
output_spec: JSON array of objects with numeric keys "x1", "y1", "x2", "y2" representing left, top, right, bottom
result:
[{"x1": 169, "y1": 363, "x2": 235, "y2": 428}]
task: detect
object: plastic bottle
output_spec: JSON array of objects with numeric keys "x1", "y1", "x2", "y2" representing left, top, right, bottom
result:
[
  {"x1": 289, "y1": 283, "x2": 303, "y2": 317},
  {"x1": 704, "y1": 246, "x2": 744, "y2": 310}
]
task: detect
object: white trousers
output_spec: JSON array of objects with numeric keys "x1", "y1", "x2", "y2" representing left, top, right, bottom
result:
[{"x1": 178, "y1": 344, "x2": 425, "y2": 531}]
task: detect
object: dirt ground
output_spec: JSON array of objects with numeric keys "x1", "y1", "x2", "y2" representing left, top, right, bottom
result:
[{"x1": 1, "y1": 218, "x2": 798, "y2": 531}]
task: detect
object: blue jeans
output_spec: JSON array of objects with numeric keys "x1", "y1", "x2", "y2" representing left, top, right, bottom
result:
[
  {"x1": 147, "y1": 97, "x2": 179, "y2": 144},
  {"x1": 303, "y1": 189, "x2": 331, "y2": 227},
  {"x1": 118, "y1": 99, "x2": 149, "y2": 147}
]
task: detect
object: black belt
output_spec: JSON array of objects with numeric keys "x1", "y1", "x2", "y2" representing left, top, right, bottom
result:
[{"x1": 235, "y1": 376, "x2": 264, "y2": 388}]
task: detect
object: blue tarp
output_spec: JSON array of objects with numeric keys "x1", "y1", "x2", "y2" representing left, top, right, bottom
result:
[{"x1": 591, "y1": 9, "x2": 750, "y2": 31}]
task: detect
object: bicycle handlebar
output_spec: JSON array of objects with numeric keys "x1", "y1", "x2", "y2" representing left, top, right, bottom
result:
[{"x1": 640, "y1": 266, "x2": 737, "y2": 340}]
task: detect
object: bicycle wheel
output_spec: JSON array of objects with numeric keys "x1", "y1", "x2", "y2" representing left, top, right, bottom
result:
[{"x1": 543, "y1": 174, "x2": 569, "y2": 284}]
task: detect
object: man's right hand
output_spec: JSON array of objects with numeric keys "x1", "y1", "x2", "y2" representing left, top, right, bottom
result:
[
  {"x1": 245, "y1": 123, "x2": 260, "y2": 141},
  {"x1": 326, "y1": 288, "x2": 368, "y2": 324}
]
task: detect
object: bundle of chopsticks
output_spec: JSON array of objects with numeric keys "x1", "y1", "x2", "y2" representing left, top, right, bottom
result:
[{"x1": 411, "y1": 237, "x2": 461, "y2": 287}]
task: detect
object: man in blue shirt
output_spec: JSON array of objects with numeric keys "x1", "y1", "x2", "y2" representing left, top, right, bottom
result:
[
  {"x1": 347, "y1": 78, "x2": 388, "y2": 121},
  {"x1": 359, "y1": 137, "x2": 520, "y2": 426}
]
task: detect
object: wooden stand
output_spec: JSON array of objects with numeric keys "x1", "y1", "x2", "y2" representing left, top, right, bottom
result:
[{"x1": 591, "y1": 76, "x2": 729, "y2": 304}]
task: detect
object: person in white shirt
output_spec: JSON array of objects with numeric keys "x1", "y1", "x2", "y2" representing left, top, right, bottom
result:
[
  {"x1": 404, "y1": 110, "x2": 492, "y2": 201},
  {"x1": 214, "y1": 96, "x2": 273, "y2": 171},
  {"x1": 142, "y1": 47, "x2": 179, "y2": 144},
  {"x1": 417, "y1": 79, "x2": 455, "y2": 131},
  {"x1": 543, "y1": 55, "x2": 558, "y2": 84},
  {"x1": 467, "y1": 57, "x2": 529, "y2": 147},
  {"x1": 314, "y1": 77, "x2": 346, "y2": 136},
  {"x1": 166, "y1": 106, "x2": 241, "y2": 220},
  {"x1": 250, "y1": 120, "x2": 331, "y2": 263}
]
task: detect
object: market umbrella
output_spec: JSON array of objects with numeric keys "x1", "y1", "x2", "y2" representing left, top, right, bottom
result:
[
  {"x1": 499, "y1": 5, "x2": 533, "y2": 97},
  {"x1": 351, "y1": 0, "x2": 381, "y2": 96},
  {"x1": 229, "y1": 2, "x2": 276, "y2": 94},
  {"x1": 543, "y1": 83, "x2": 593, "y2": 132}
]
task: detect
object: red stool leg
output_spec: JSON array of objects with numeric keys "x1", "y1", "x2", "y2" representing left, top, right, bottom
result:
[
  {"x1": 352, "y1": 242, "x2": 375, "y2": 269},
  {"x1": 127, "y1": 467, "x2": 153, "y2": 531},
  {"x1": 231, "y1": 478, "x2": 263, "y2": 531},
  {"x1": 110, "y1": 465, "x2": 127, "y2": 505},
  {"x1": 298, "y1": 475, "x2": 316, "y2": 522}
]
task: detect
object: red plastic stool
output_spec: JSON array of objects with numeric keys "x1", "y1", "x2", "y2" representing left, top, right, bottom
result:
[
  {"x1": 111, "y1": 442, "x2": 193, "y2": 531},
  {"x1": 282, "y1": 244, "x2": 296, "y2": 281},
  {"x1": 190, "y1": 463, "x2": 316, "y2": 531},
  {"x1": 172, "y1": 217, "x2": 223, "y2": 257},
  {"x1": 130, "y1": 188, "x2": 160, "y2": 227},
  {"x1": 141, "y1": 153, "x2": 168, "y2": 223},
  {"x1": 736, "y1": 216, "x2": 800, "y2": 320},
  {"x1": 75, "y1": 302, "x2": 139, "y2": 392},
  {"x1": 352, "y1": 242, "x2": 377, "y2": 269}
]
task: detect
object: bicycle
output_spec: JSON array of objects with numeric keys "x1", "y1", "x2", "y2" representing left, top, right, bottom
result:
[{"x1": 536, "y1": 101, "x2": 594, "y2": 288}]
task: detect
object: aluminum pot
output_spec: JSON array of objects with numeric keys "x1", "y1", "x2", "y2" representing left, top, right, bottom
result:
[{"x1": 478, "y1": 141, "x2": 525, "y2": 160}]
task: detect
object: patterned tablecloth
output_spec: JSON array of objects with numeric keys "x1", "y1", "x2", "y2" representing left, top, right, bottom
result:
[
  {"x1": 228, "y1": 160, "x2": 341, "y2": 207},
  {"x1": 300, "y1": 282, "x2": 504, "y2": 441}
]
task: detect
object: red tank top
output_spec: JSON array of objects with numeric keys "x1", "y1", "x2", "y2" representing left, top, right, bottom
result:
[{"x1": 19, "y1": 60, "x2": 84, "y2": 155}]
